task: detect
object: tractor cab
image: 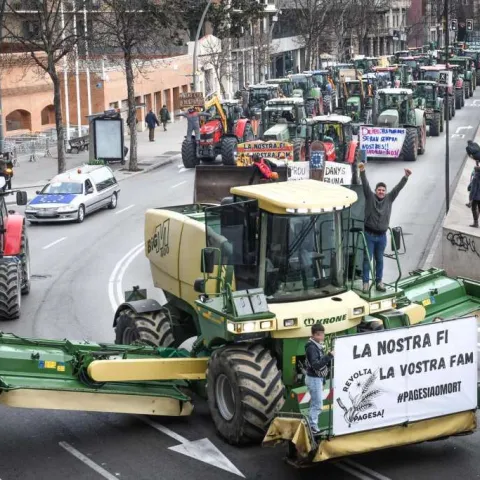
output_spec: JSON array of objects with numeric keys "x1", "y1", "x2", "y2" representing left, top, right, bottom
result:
[
  {"x1": 353, "y1": 56, "x2": 378, "y2": 73},
  {"x1": 266, "y1": 78, "x2": 293, "y2": 97},
  {"x1": 262, "y1": 97, "x2": 306, "y2": 142},
  {"x1": 377, "y1": 88, "x2": 416, "y2": 126},
  {"x1": 289, "y1": 73, "x2": 322, "y2": 116},
  {"x1": 408, "y1": 81, "x2": 438, "y2": 108},
  {"x1": 248, "y1": 84, "x2": 280, "y2": 117},
  {"x1": 373, "y1": 66, "x2": 410, "y2": 87}
]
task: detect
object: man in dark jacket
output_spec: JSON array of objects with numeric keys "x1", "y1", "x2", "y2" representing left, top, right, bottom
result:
[
  {"x1": 469, "y1": 166, "x2": 480, "y2": 227},
  {"x1": 159, "y1": 105, "x2": 170, "y2": 131},
  {"x1": 359, "y1": 163, "x2": 411, "y2": 292},
  {"x1": 304, "y1": 323, "x2": 334, "y2": 434},
  {"x1": 145, "y1": 109, "x2": 160, "y2": 141}
]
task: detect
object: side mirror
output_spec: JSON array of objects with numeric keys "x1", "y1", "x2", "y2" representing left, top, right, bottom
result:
[
  {"x1": 194, "y1": 278, "x2": 206, "y2": 293},
  {"x1": 200, "y1": 247, "x2": 218, "y2": 274},
  {"x1": 16, "y1": 191, "x2": 28, "y2": 206},
  {"x1": 86, "y1": 187, "x2": 94, "y2": 194},
  {"x1": 36, "y1": 190, "x2": 41, "y2": 195}
]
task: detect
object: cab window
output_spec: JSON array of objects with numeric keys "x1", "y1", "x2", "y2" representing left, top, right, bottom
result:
[{"x1": 85, "y1": 179, "x2": 94, "y2": 193}]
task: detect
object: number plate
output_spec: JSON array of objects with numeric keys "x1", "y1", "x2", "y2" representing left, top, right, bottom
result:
[{"x1": 37, "y1": 210, "x2": 56, "y2": 217}]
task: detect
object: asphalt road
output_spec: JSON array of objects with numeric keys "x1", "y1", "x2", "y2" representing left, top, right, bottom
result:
[{"x1": 1, "y1": 92, "x2": 480, "y2": 480}]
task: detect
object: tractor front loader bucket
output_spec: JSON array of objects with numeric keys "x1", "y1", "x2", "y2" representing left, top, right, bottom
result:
[
  {"x1": 0, "y1": 333, "x2": 206, "y2": 417},
  {"x1": 193, "y1": 165, "x2": 288, "y2": 204}
]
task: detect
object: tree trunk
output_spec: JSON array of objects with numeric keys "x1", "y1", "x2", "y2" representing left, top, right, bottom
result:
[
  {"x1": 124, "y1": 52, "x2": 138, "y2": 171},
  {"x1": 50, "y1": 67, "x2": 66, "y2": 174}
]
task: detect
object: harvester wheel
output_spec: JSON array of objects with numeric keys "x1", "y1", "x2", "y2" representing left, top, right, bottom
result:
[
  {"x1": 401, "y1": 128, "x2": 418, "y2": 162},
  {"x1": 114, "y1": 308, "x2": 175, "y2": 347},
  {"x1": 0, "y1": 259, "x2": 21, "y2": 320},
  {"x1": 207, "y1": 343, "x2": 285, "y2": 445},
  {"x1": 430, "y1": 112, "x2": 440, "y2": 137},
  {"x1": 455, "y1": 90, "x2": 462, "y2": 109},
  {"x1": 293, "y1": 138, "x2": 306, "y2": 162},
  {"x1": 221, "y1": 137, "x2": 238, "y2": 166},
  {"x1": 20, "y1": 228, "x2": 31, "y2": 295},
  {"x1": 181, "y1": 138, "x2": 199, "y2": 169}
]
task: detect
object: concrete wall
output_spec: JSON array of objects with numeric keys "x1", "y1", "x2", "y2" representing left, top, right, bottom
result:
[{"x1": 441, "y1": 153, "x2": 480, "y2": 279}]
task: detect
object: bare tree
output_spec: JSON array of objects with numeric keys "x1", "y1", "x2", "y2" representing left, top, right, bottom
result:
[
  {"x1": 2, "y1": 0, "x2": 85, "y2": 173},
  {"x1": 93, "y1": 0, "x2": 180, "y2": 171}
]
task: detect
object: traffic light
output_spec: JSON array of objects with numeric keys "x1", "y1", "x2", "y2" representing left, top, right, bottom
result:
[
  {"x1": 467, "y1": 19, "x2": 473, "y2": 31},
  {"x1": 451, "y1": 19, "x2": 457, "y2": 31}
]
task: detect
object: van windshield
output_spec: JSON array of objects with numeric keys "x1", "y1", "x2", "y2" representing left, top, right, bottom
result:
[{"x1": 41, "y1": 182, "x2": 83, "y2": 194}]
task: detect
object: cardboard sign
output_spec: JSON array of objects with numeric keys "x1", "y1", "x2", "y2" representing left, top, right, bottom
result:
[
  {"x1": 359, "y1": 126, "x2": 406, "y2": 158},
  {"x1": 288, "y1": 161, "x2": 309, "y2": 181},
  {"x1": 323, "y1": 161, "x2": 351, "y2": 185},
  {"x1": 333, "y1": 316, "x2": 478, "y2": 436},
  {"x1": 236, "y1": 141, "x2": 294, "y2": 165},
  {"x1": 179, "y1": 92, "x2": 204, "y2": 108}
]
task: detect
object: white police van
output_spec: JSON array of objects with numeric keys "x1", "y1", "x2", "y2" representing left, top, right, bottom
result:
[{"x1": 25, "y1": 165, "x2": 120, "y2": 224}]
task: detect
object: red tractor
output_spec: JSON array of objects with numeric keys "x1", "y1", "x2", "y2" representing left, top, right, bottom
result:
[
  {"x1": 0, "y1": 174, "x2": 30, "y2": 320},
  {"x1": 182, "y1": 95, "x2": 255, "y2": 168}
]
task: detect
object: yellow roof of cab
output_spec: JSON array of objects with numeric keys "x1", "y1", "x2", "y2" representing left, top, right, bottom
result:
[{"x1": 230, "y1": 179, "x2": 358, "y2": 214}]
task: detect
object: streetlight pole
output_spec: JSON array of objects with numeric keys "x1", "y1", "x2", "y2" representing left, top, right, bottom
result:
[
  {"x1": 193, "y1": 0, "x2": 213, "y2": 92},
  {"x1": 444, "y1": 0, "x2": 450, "y2": 213}
]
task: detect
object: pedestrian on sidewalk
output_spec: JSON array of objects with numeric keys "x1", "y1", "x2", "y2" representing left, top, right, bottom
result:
[
  {"x1": 304, "y1": 323, "x2": 334, "y2": 435},
  {"x1": 145, "y1": 109, "x2": 160, "y2": 142},
  {"x1": 159, "y1": 105, "x2": 170, "y2": 131},
  {"x1": 466, "y1": 141, "x2": 480, "y2": 208},
  {"x1": 359, "y1": 162, "x2": 411, "y2": 293},
  {"x1": 468, "y1": 166, "x2": 480, "y2": 228}
]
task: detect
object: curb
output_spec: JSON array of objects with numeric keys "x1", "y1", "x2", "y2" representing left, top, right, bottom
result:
[{"x1": 419, "y1": 122, "x2": 480, "y2": 270}]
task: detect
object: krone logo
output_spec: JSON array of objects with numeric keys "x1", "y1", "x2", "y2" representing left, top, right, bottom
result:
[{"x1": 304, "y1": 314, "x2": 347, "y2": 326}]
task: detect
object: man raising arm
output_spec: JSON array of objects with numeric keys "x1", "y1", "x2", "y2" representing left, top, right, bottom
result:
[{"x1": 359, "y1": 163, "x2": 411, "y2": 292}]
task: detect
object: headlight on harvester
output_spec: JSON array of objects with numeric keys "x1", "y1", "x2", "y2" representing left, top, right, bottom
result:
[
  {"x1": 284, "y1": 318, "x2": 298, "y2": 327},
  {"x1": 260, "y1": 321, "x2": 272, "y2": 330},
  {"x1": 227, "y1": 322, "x2": 236, "y2": 333},
  {"x1": 242, "y1": 322, "x2": 256, "y2": 333},
  {"x1": 353, "y1": 306, "x2": 365, "y2": 316}
]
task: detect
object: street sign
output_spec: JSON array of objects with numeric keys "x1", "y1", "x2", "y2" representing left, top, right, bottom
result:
[{"x1": 179, "y1": 92, "x2": 204, "y2": 108}]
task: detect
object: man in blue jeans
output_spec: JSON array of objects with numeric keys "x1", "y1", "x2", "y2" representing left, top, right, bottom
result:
[
  {"x1": 304, "y1": 323, "x2": 334, "y2": 434},
  {"x1": 359, "y1": 162, "x2": 411, "y2": 293}
]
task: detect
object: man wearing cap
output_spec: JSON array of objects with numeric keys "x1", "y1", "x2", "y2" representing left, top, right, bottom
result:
[{"x1": 359, "y1": 163, "x2": 411, "y2": 293}]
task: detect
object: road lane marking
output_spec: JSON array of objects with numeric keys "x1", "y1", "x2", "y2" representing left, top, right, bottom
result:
[
  {"x1": 341, "y1": 458, "x2": 392, "y2": 480},
  {"x1": 334, "y1": 461, "x2": 373, "y2": 480},
  {"x1": 59, "y1": 442, "x2": 118, "y2": 480},
  {"x1": 115, "y1": 204, "x2": 135, "y2": 215},
  {"x1": 42, "y1": 237, "x2": 67, "y2": 250},
  {"x1": 178, "y1": 167, "x2": 188, "y2": 173},
  {"x1": 171, "y1": 181, "x2": 187, "y2": 189},
  {"x1": 108, "y1": 242, "x2": 143, "y2": 312},
  {"x1": 137, "y1": 417, "x2": 244, "y2": 477}
]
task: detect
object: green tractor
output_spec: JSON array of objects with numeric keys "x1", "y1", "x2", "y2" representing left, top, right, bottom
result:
[
  {"x1": 266, "y1": 78, "x2": 294, "y2": 98},
  {"x1": 364, "y1": 88, "x2": 427, "y2": 162},
  {"x1": 289, "y1": 73, "x2": 323, "y2": 116},
  {"x1": 419, "y1": 65, "x2": 455, "y2": 119},
  {"x1": 448, "y1": 56, "x2": 476, "y2": 98},
  {"x1": 464, "y1": 49, "x2": 480, "y2": 85},
  {"x1": 309, "y1": 69, "x2": 336, "y2": 113},
  {"x1": 408, "y1": 80, "x2": 444, "y2": 136},
  {"x1": 342, "y1": 77, "x2": 374, "y2": 128},
  {"x1": 353, "y1": 56, "x2": 378, "y2": 73}
]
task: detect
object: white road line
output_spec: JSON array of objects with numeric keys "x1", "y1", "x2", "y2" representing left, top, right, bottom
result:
[
  {"x1": 342, "y1": 458, "x2": 392, "y2": 480},
  {"x1": 59, "y1": 442, "x2": 118, "y2": 480},
  {"x1": 171, "y1": 181, "x2": 187, "y2": 189},
  {"x1": 137, "y1": 416, "x2": 188, "y2": 444},
  {"x1": 334, "y1": 461, "x2": 373, "y2": 480},
  {"x1": 115, "y1": 204, "x2": 135, "y2": 215},
  {"x1": 42, "y1": 237, "x2": 67, "y2": 250},
  {"x1": 114, "y1": 244, "x2": 145, "y2": 310},
  {"x1": 107, "y1": 242, "x2": 143, "y2": 312}
]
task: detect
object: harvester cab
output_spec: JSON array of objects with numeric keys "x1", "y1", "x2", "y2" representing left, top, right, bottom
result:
[
  {"x1": 289, "y1": 73, "x2": 323, "y2": 116},
  {"x1": 181, "y1": 93, "x2": 255, "y2": 168},
  {"x1": 0, "y1": 174, "x2": 30, "y2": 320},
  {"x1": 408, "y1": 80, "x2": 444, "y2": 136}
]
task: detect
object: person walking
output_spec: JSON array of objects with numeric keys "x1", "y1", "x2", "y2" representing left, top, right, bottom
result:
[
  {"x1": 145, "y1": 109, "x2": 160, "y2": 142},
  {"x1": 469, "y1": 166, "x2": 480, "y2": 228},
  {"x1": 359, "y1": 162, "x2": 411, "y2": 292},
  {"x1": 159, "y1": 105, "x2": 170, "y2": 131},
  {"x1": 304, "y1": 323, "x2": 334, "y2": 434}
]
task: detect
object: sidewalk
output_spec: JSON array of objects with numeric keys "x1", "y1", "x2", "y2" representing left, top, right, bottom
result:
[{"x1": 7, "y1": 117, "x2": 188, "y2": 198}]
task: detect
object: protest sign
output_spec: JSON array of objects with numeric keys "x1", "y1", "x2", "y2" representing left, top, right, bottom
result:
[
  {"x1": 236, "y1": 141, "x2": 293, "y2": 165},
  {"x1": 288, "y1": 161, "x2": 309, "y2": 181},
  {"x1": 333, "y1": 316, "x2": 478, "y2": 436},
  {"x1": 359, "y1": 126, "x2": 406, "y2": 158},
  {"x1": 323, "y1": 161, "x2": 350, "y2": 185}
]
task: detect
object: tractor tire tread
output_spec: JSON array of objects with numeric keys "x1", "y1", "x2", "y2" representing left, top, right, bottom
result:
[
  {"x1": 221, "y1": 137, "x2": 238, "y2": 166},
  {"x1": 181, "y1": 138, "x2": 199, "y2": 169},
  {"x1": 402, "y1": 128, "x2": 417, "y2": 162},
  {"x1": 0, "y1": 260, "x2": 21, "y2": 320}
]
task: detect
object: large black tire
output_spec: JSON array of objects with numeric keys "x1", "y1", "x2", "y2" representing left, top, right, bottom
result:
[
  {"x1": 401, "y1": 128, "x2": 418, "y2": 162},
  {"x1": 451, "y1": 97, "x2": 455, "y2": 117},
  {"x1": 323, "y1": 95, "x2": 332, "y2": 114},
  {"x1": 455, "y1": 90, "x2": 462, "y2": 109},
  {"x1": 305, "y1": 99, "x2": 316, "y2": 116},
  {"x1": 221, "y1": 136, "x2": 238, "y2": 166},
  {"x1": 418, "y1": 122, "x2": 426, "y2": 155},
  {"x1": 440, "y1": 108, "x2": 444, "y2": 133},
  {"x1": 293, "y1": 138, "x2": 306, "y2": 162},
  {"x1": 0, "y1": 259, "x2": 21, "y2": 320},
  {"x1": 114, "y1": 308, "x2": 175, "y2": 347},
  {"x1": 465, "y1": 81, "x2": 470, "y2": 99},
  {"x1": 20, "y1": 228, "x2": 31, "y2": 295},
  {"x1": 430, "y1": 112, "x2": 440, "y2": 137},
  {"x1": 461, "y1": 89, "x2": 465, "y2": 107},
  {"x1": 470, "y1": 79, "x2": 474, "y2": 97},
  {"x1": 207, "y1": 344, "x2": 285, "y2": 445},
  {"x1": 181, "y1": 138, "x2": 199, "y2": 169}
]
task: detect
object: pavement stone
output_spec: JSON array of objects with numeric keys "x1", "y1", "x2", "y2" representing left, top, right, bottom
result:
[{"x1": 6, "y1": 118, "x2": 187, "y2": 204}]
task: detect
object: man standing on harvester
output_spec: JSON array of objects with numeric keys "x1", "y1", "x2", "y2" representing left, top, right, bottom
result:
[{"x1": 359, "y1": 162, "x2": 411, "y2": 293}]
